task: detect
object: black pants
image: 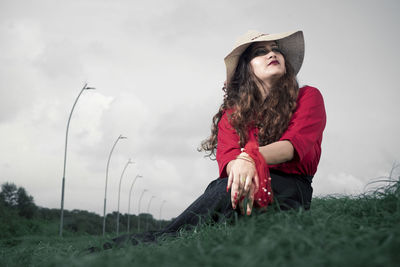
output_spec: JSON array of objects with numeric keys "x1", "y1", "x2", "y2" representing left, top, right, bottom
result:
[
  {"x1": 162, "y1": 171, "x2": 312, "y2": 232},
  {"x1": 109, "y1": 172, "x2": 313, "y2": 248}
]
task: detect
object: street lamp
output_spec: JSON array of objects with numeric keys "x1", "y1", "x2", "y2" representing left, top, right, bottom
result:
[
  {"x1": 159, "y1": 200, "x2": 167, "y2": 230},
  {"x1": 59, "y1": 83, "x2": 95, "y2": 237},
  {"x1": 102, "y1": 134, "x2": 127, "y2": 236},
  {"x1": 146, "y1": 195, "x2": 156, "y2": 231},
  {"x1": 127, "y1": 174, "x2": 142, "y2": 233},
  {"x1": 116, "y1": 158, "x2": 134, "y2": 235},
  {"x1": 137, "y1": 189, "x2": 148, "y2": 233}
]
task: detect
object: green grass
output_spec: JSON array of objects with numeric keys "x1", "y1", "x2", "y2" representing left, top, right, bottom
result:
[{"x1": 1, "y1": 180, "x2": 399, "y2": 267}]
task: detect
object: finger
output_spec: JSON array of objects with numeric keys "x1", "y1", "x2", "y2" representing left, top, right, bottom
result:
[
  {"x1": 231, "y1": 174, "x2": 240, "y2": 209},
  {"x1": 246, "y1": 194, "x2": 254, "y2": 216},
  {"x1": 254, "y1": 173, "x2": 260, "y2": 193},
  {"x1": 231, "y1": 189, "x2": 238, "y2": 210},
  {"x1": 227, "y1": 170, "x2": 233, "y2": 192},
  {"x1": 239, "y1": 196, "x2": 245, "y2": 215},
  {"x1": 237, "y1": 175, "x2": 244, "y2": 195},
  {"x1": 244, "y1": 175, "x2": 252, "y2": 196},
  {"x1": 246, "y1": 182, "x2": 255, "y2": 216},
  {"x1": 238, "y1": 193, "x2": 248, "y2": 216}
]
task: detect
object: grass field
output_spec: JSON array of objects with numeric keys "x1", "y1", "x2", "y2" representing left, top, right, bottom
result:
[{"x1": 1, "y1": 179, "x2": 399, "y2": 267}]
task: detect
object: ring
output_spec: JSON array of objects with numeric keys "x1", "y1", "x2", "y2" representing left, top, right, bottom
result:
[{"x1": 240, "y1": 176, "x2": 246, "y2": 184}]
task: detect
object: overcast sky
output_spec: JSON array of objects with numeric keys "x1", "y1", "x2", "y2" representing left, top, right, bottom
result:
[{"x1": 0, "y1": 0, "x2": 399, "y2": 221}]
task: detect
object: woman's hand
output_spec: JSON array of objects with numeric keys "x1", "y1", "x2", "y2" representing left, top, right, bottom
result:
[
  {"x1": 238, "y1": 178, "x2": 258, "y2": 215},
  {"x1": 226, "y1": 152, "x2": 259, "y2": 214}
]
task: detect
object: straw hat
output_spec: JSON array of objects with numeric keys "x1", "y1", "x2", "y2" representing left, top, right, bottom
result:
[{"x1": 224, "y1": 30, "x2": 304, "y2": 85}]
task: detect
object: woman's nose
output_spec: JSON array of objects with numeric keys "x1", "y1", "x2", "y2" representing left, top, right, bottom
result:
[{"x1": 267, "y1": 51, "x2": 277, "y2": 59}]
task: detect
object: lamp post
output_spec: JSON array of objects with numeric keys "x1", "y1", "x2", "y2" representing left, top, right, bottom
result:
[
  {"x1": 102, "y1": 134, "x2": 127, "y2": 236},
  {"x1": 137, "y1": 189, "x2": 148, "y2": 233},
  {"x1": 127, "y1": 174, "x2": 142, "y2": 233},
  {"x1": 159, "y1": 200, "x2": 167, "y2": 230},
  {"x1": 59, "y1": 83, "x2": 95, "y2": 237},
  {"x1": 146, "y1": 195, "x2": 156, "y2": 231},
  {"x1": 116, "y1": 159, "x2": 134, "y2": 235}
]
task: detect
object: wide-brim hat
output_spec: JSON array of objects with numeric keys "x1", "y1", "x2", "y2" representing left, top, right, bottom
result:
[{"x1": 224, "y1": 30, "x2": 304, "y2": 86}]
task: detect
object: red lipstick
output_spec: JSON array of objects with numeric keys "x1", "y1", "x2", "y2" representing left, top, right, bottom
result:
[{"x1": 268, "y1": 60, "x2": 279, "y2": 66}]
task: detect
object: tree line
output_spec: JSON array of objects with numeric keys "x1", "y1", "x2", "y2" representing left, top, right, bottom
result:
[{"x1": 0, "y1": 182, "x2": 170, "y2": 238}]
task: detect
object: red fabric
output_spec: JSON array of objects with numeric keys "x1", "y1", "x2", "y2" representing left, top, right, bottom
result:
[
  {"x1": 216, "y1": 85, "x2": 326, "y2": 178},
  {"x1": 269, "y1": 86, "x2": 326, "y2": 175},
  {"x1": 243, "y1": 129, "x2": 273, "y2": 207}
]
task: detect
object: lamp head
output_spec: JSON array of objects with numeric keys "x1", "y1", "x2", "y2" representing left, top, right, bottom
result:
[{"x1": 83, "y1": 83, "x2": 96, "y2": 90}]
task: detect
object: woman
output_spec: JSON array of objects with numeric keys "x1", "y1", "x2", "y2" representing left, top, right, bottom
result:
[
  {"x1": 205, "y1": 30, "x2": 326, "y2": 215},
  {"x1": 103, "y1": 30, "x2": 326, "y2": 249}
]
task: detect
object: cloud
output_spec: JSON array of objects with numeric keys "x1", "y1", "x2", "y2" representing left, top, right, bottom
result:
[
  {"x1": 0, "y1": 19, "x2": 44, "y2": 122},
  {"x1": 313, "y1": 172, "x2": 365, "y2": 196}
]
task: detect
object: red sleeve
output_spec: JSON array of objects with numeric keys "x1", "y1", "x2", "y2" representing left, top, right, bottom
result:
[
  {"x1": 279, "y1": 86, "x2": 326, "y2": 161},
  {"x1": 216, "y1": 111, "x2": 241, "y2": 178}
]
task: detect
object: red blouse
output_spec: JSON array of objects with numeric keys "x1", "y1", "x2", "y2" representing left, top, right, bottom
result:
[{"x1": 216, "y1": 85, "x2": 326, "y2": 178}]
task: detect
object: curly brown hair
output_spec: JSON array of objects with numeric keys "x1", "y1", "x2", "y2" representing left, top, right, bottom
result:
[{"x1": 200, "y1": 44, "x2": 299, "y2": 158}]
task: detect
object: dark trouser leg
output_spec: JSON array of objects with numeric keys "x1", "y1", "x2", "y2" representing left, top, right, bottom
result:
[
  {"x1": 111, "y1": 177, "x2": 233, "y2": 247},
  {"x1": 161, "y1": 177, "x2": 234, "y2": 233},
  {"x1": 270, "y1": 171, "x2": 313, "y2": 210}
]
